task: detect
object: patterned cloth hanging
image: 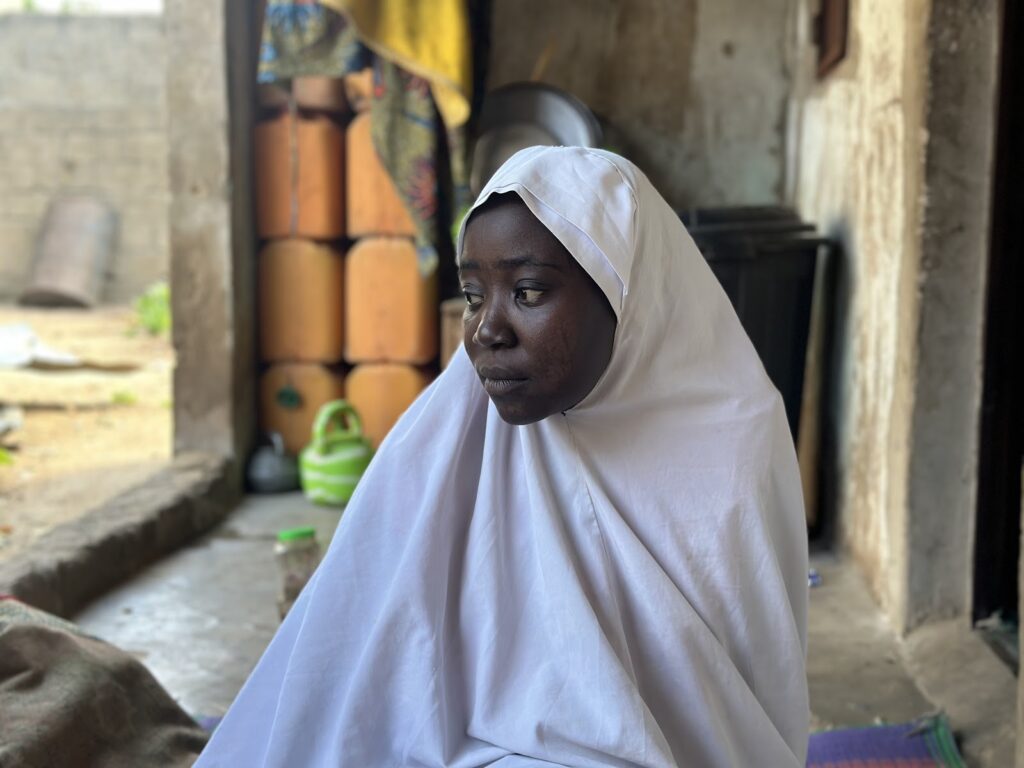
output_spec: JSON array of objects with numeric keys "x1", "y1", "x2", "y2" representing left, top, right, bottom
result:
[{"x1": 258, "y1": 0, "x2": 472, "y2": 275}]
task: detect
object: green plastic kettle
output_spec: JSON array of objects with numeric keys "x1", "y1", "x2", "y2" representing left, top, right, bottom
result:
[{"x1": 299, "y1": 400, "x2": 374, "y2": 507}]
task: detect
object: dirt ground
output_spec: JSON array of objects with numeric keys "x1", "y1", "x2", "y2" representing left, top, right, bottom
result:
[{"x1": 0, "y1": 305, "x2": 173, "y2": 560}]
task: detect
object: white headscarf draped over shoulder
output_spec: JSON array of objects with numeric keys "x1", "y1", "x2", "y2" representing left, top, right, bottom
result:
[{"x1": 197, "y1": 147, "x2": 809, "y2": 767}]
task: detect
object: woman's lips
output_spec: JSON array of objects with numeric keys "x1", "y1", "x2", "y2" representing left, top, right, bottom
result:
[
  {"x1": 481, "y1": 376, "x2": 527, "y2": 396},
  {"x1": 477, "y1": 367, "x2": 528, "y2": 397}
]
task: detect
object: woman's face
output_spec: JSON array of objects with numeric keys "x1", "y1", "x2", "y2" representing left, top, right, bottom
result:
[{"x1": 460, "y1": 197, "x2": 617, "y2": 425}]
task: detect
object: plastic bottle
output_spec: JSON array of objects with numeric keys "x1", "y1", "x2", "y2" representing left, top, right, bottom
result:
[{"x1": 274, "y1": 526, "x2": 321, "y2": 619}]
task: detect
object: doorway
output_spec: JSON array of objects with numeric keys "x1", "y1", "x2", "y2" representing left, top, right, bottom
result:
[{"x1": 973, "y1": 0, "x2": 1024, "y2": 664}]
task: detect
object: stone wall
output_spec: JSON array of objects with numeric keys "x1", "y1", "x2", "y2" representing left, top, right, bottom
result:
[
  {"x1": 487, "y1": 0, "x2": 793, "y2": 210},
  {"x1": 0, "y1": 14, "x2": 168, "y2": 304}
]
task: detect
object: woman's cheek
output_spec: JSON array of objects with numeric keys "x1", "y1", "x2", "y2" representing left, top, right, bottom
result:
[{"x1": 538, "y1": 322, "x2": 577, "y2": 385}]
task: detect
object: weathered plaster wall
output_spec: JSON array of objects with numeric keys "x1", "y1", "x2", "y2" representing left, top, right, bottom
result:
[
  {"x1": 0, "y1": 14, "x2": 168, "y2": 304},
  {"x1": 487, "y1": 0, "x2": 793, "y2": 210},
  {"x1": 790, "y1": 0, "x2": 999, "y2": 631},
  {"x1": 788, "y1": 0, "x2": 930, "y2": 624}
]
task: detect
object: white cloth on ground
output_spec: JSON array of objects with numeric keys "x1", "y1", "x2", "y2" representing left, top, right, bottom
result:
[{"x1": 196, "y1": 146, "x2": 809, "y2": 767}]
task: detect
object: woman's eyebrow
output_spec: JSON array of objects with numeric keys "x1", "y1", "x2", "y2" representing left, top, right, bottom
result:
[{"x1": 459, "y1": 256, "x2": 565, "y2": 272}]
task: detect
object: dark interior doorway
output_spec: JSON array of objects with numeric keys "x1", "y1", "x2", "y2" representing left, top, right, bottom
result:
[{"x1": 973, "y1": 0, "x2": 1024, "y2": 647}]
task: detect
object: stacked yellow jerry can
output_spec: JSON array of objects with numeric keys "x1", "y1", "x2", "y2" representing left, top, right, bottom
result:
[
  {"x1": 343, "y1": 108, "x2": 436, "y2": 450},
  {"x1": 254, "y1": 79, "x2": 348, "y2": 457},
  {"x1": 252, "y1": 72, "x2": 436, "y2": 503}
]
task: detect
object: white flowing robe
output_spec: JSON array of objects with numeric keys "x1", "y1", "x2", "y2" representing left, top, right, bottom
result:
[{"x1": 197, "y1": 147, "x2": 809, "y2": 767}]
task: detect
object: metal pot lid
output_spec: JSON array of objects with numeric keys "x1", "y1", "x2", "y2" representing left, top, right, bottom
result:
[{"x1": 470, "y1": 82, "x2": 603, "y2": 195}]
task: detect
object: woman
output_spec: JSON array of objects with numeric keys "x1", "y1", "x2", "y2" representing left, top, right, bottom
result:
[{"x1": 198, "y1": 147, "x2": 809, "y2": 767}]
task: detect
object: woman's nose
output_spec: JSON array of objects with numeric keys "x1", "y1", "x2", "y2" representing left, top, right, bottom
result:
[{"x1": 472, "y1": 301, "x2": 516, "y2": 348}]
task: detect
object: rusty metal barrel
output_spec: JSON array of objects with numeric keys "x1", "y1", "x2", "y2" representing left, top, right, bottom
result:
[{"x1": 19, "y1": 194, "x2": 118, "y2": 308}]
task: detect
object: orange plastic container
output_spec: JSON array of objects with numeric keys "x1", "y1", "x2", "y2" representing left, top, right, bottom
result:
[
  {"x1": 345, "y1": 112, "x2": 416, "y2": 238},
  {"x1": 255, "y1": 111, "x2": 345, "y2": 239},
  {"x1": 257, "y1": 78, "x2": 349, "y2": 114},
  {"x1": 293, "y1": 77, "x2": 349, "y2": 114},
  {"x1": 257, "y1": 82, "x2": 290, "y2": 110},
  {"x1": 345, "y1": 364, "x2": 429, "y2": 449},
  {"x1": 260, "y1": 363, "x2": 346, "y2": 455},
  {"x1": 345, "y1": 237, "x2": 438, "y2": 364},
  {"x1": 259, "y1": 239, "x2": 345, "y2": 363},
  {"x1": 343, "y1": 68, "x2": 373, "y2": 113}
]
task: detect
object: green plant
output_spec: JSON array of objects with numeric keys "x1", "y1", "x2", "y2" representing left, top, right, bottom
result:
[
  {"x1": 21, "y1": 0, "x2": 38, "y2": 12},
  {"x1": 0, "y1": 447, "x2": 12, "y2": 466},
  {"x1": 132, "y1": 282, "x2": 171, "y2": 337},
  {"x1": 111, "y1": 390, "x2": 138, "y2": 406}
]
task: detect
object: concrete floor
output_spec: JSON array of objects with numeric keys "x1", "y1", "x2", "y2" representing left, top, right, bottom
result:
[
  {"x1": 806, "y1": 554, "x2": 1017, "y2": 765},
  {"x1": 806, "y1": 554, "x2": 934, "y2": 729},
  {"x1": 74, "y1": 497, "x2": 1016, "y2": 763},
  {"x1": 75, "y1": 493, "x2": 340, "y2": 716}
]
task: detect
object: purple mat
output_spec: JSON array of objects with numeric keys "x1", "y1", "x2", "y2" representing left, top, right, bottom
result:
[{"x1": 807, "y1": 716, "x2": 965, "y2": 767}]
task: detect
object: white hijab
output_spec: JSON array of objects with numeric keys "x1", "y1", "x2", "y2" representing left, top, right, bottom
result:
[{"x1": 197, "y1": 147, "x2": 809, "y2": 767}]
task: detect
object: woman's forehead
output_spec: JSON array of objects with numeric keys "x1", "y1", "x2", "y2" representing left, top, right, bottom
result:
[
  {"x1": 460, "y1": 198, "x2": 572, "y2": 269},
  {"x1": 463, "y1": 191, "x2": 528, "y2": 236}
]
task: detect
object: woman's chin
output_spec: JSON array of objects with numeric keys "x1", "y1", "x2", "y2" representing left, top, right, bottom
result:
[{"x1": 491, "y1": 400, "x2": 545, "y2": 426}]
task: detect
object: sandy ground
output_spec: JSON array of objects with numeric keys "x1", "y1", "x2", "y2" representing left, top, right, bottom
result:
[{"x1": 0, "y1": 305, "x2": 173, "y2": 560}]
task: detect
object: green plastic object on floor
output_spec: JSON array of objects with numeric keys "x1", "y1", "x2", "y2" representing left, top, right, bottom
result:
[
  {"x1": 276, "y1": 526, "x2": 317, "y2": 543},
  {"x1": 299, "y1": 400, "x2": 374, "y2": 507}
]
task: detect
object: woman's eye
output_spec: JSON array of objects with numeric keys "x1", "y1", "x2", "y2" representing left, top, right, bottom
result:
[
  {"x1": 463, "y1": 290, "x2": 483, "y2": 308},
  {"x1": 515, "y1": 288, "x2": 544, "y2": 305}
]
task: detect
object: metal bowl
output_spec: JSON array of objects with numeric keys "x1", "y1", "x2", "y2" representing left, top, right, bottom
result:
[{"x1": 470, "y1": 82, "x2": 603, "y2": 194}]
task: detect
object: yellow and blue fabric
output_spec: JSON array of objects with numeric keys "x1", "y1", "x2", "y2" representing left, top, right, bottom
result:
[
  {"x1": 319, "y1": 0, "x2": 471, "y2": 130},
  {"x1": 258, "y1": 0, "x2": 474, "y2": 274}
]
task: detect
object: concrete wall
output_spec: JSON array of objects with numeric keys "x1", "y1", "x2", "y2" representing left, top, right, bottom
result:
[
  {"x1": 905, "y1": 0, "x2": 998, "y2": 629},
  {"x1": 166, "y1": 0, "x2": 257, "y2": 478},
  {"x1": 0, "y1": 14, "x2": 169, "y2": 304},
  {"x1": 487, "y1": 0, "x2": 793, "y2": 210},
  {"x1": 789, "y1": 0, "x2": 1000, "y2": 631}
]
